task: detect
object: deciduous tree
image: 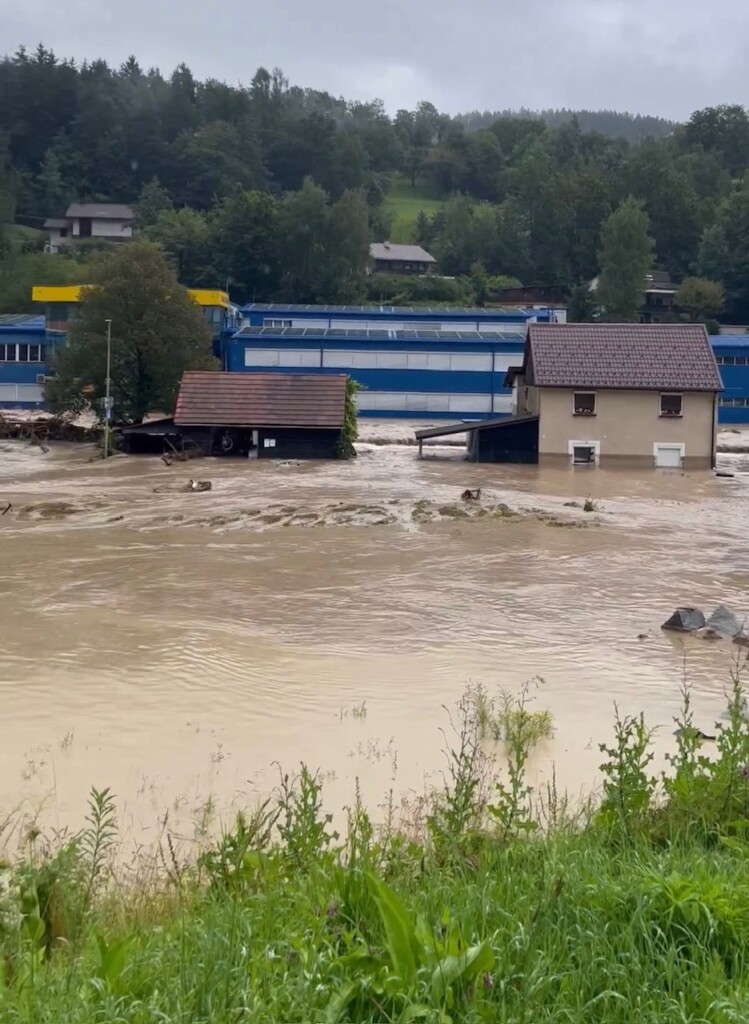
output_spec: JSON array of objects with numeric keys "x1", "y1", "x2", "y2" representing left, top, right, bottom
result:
[{"x1": 46, "y1": 242, "x2": 214, "y2": 422}]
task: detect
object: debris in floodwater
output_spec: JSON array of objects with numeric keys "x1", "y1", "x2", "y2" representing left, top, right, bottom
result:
[
  {"x1": 186, "y1": 479, "x2": 212, "y2": 492},
  {"x1": 461, "y1": 488, "x2": 482, "y2": 501}
]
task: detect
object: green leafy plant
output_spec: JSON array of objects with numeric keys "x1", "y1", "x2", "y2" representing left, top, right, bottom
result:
[
  {"x1": 338, "y1": 377, "x2": 361, "y2": 459},
  {"x1": 276, "y1": 764, "x2": 339, "y2": 869},
  {"x1": 598, "y1": 709, "x2": 656, "y2": 837},
  {"x1": 326, "y1": 871, "x2": 495, "y2": 1023}
]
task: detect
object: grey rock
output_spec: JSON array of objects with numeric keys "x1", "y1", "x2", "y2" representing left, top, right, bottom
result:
[
  {"x1": 661, "y1": 607, "x2": 706, "y2": 633},
  {"x1": 706, "y1": 604, "x2": 744, "y2": 638}
]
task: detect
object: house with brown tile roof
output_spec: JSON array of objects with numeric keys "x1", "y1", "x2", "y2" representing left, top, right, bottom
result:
[
  {"x1": 508, "y1": 323, "x2": 722, "y2": 469},
  {"x1": 122, "y1": 371, "x2": 350, "y2": 460}
]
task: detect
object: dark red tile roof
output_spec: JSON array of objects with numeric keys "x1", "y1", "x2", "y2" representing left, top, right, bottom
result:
[
  {"x1": 174, "y1": 372, "x2": 347, "y2": 428},
  {"x1": 527, "y1": 323, "x2": 722, "y2": 392}
]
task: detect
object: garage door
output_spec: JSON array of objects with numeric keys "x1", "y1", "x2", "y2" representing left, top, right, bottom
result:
[{"x1": 655, "y1": 445, "x2": 683, "y2": 468}]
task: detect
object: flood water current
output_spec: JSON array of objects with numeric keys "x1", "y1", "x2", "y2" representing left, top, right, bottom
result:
[{"x1": 1, "y1": 430, "x2": 748, "y2": 849}]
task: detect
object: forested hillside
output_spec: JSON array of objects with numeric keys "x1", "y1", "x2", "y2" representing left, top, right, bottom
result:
[
  {"x1": 457, "y1": 108, "x2": 676, "y2": 143},
  {"x1": 1, "y1": 45, "x2": 749, "y2": 317}
]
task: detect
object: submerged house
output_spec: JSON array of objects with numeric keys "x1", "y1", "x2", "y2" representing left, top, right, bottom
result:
[
  {"x1": 416, "y1": 324, "x2": 722, "y2": 469},
  {"x1": 122, "y1": 371, "x2": 349, "y2": 459}
]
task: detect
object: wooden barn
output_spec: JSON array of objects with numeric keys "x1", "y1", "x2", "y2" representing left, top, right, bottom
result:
[{"x1": 121, "y1": 371, "x2": 349, "y2": 459}]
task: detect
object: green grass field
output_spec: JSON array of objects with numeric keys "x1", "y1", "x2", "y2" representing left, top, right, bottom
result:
[
  {"x1": 2, "y1": 223, "x2": 42, "y2": 249},
  {"x1": 4, "y1": 679, "x2": 749, "y2": 1021},
  {"x1": 382, "y1": 176, "x2": 445, "y2": 243}
]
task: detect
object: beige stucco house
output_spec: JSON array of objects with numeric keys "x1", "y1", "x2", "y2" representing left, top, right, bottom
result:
[{"x1": 507, "y1": 323, "x2": 722, "y2": 469}]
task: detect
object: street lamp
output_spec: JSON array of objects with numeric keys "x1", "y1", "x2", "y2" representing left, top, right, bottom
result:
[{"x1": 103, "y1": 318, "x2": 113, "y2": 459}]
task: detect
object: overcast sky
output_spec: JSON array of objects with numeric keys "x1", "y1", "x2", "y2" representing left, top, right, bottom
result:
[{"x1": 5, "y1": 0, "x2": 748, "y2": 119}]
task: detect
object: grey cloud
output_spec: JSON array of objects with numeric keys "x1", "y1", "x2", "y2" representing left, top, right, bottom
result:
[{"x1": 4, "y1": 0, "x2": 749, "y2": 118}]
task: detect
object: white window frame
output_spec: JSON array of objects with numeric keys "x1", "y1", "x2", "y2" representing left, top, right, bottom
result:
[
  {"x1": 568, "y1": 439, "x2": 601, "y2": 465},
  {"x1": 653, "y1": 442, "x2": 685, "y2": 467},
  {"x1": 659, "y1": 392, "x2": 683, "y2": 417},
  {"x1": 573, "y1": 391, "x2": 596, "y2": 416}
]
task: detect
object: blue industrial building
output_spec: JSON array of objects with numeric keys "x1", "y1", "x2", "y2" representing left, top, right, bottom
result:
[
  {"x1": 228, "y1": 327, "x2": 525, "y2": 418},
  {"x1": 229, "y1": 303, "x2": 560, "y2": 419},
  {"x1": 4, "y1": 296, "x2": 749, "y2": 424},
  {"x1": 0, "y1": 314, "x2": 62, "y2": 409},
  {"x1": 240, "y1": 302, "x2": 562, "y2": 330},
  {"x1": 714, "y1": 336, "x2": 749, "y2": 424}
]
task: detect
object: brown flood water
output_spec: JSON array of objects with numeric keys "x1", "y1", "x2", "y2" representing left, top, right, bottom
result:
[{"x1": 1, "y1": 432, "x2": 748, "y2": 849}]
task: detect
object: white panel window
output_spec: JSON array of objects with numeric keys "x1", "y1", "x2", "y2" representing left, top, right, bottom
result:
[
  {"x1": 492, "y1": 353, "x2": 517, "y2": 373},
  {"x1": 357, "y1": 391, "x2": 405, "y2": 410},
  {"x1": 377, "y1": 351, "x2": 408, "y2": 369},
  {"x1": 324, "y1": 350, "x2": 352, "y2": 368},
  {"x1": 17, "y1": 385, "x2": 43, "y2": 402},
  {"x1": 350, "y1": 351, "x2": 378, "y2": 369},
  {"x1": 275, "y1": 349, "x2": 320, "y2": 368},
  {"x1": 449, "y1": 394, "x2": 492, "y2": 413},
  {"x1": 406, "y1": 352, "x2": 429, "y2": 370},
  {"x1": 477, "y1": 323, "x2": 508, "y2": 331},
  {"x1": 406, "y1": 393, "x2": 430, "y2": 411},
  {"x1": 245, "y1": 348, "x2": 279, "y2": 366},
  {"x1": 492, "y1": 394, "x2": 514, "y2": 414},
  {"x1": 263, "y1": 318, "x2": 292, "y2": 328},
  {"x1": 424, "y1": 393, "x2": 450, "y2": 412},
  {"x1": 291, "y1": 319, "x2": 328, "y2": 328},
  {"x1": 263, "y1": 438, "x2": 276, "y2": 448},
  {"x1": 449, "y1": 353, "x2": 493, "y2": 372},
  {"x1": 426, "y1": 353, "x2": 451, "y2": 371},
  {"x1": 0, "y1": 385, "x2": 16, "y2": 401}
]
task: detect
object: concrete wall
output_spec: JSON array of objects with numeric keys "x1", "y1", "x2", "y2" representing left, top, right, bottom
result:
[{"x1": 536, "y1": 388, "x2": 716, "y2": 467}]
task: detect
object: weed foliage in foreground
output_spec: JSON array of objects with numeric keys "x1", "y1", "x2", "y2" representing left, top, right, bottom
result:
[{"x1": 3, "y1": 678, "x2": 749, "y2": 1021}]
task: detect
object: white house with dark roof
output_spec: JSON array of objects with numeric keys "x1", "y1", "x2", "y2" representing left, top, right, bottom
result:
[
  {"x1": 369, "y1": 242, "x2": 436, "y2": 275},
  {"x1": 44, "y1": 203, "x2": 134, "y2": 252}
]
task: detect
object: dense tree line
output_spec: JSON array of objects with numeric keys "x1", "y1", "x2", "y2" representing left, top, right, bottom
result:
[
  {"x1": 2, "y1": 45, "x2": 749, "y2": 318},
  {"x1": 456, "y1": 108, "x2": 676, "y2": 143}
]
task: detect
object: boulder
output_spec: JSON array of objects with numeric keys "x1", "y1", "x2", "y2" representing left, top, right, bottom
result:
[
  {"x1": 661, "y1": 607, "x2": 705, "y2": 633},
  {"x1": 694, "y1": 627, "x2": 723, "y2": 641},
  {"x1": 706, "y1": 604, "x2": 744, "y2": 638}
]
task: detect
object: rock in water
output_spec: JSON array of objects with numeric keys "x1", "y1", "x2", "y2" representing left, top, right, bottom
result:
[
  {"x1": 661, "y1": 607, "x2": 706, "y2": 632},
  {"x1": 705, "y1": 604, "x2": 744, "y2": 638}
]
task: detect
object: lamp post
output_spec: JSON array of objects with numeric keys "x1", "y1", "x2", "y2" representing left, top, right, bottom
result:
[{"x1": 103, "y1": 318, "x2": 112, "y2": 459}]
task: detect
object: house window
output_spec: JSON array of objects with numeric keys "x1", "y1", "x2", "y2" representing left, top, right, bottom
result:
[
  {"x1": 573, "y1": 445, "x2": 596, "y2": 465},
  {"x1": 736, "y1": 356, "x2": 747, "y2": 365},
  {"x1": 264, "y1": 319, "x2": 292, "y2": 329},
  {"x1": 573, "y1": 392, "x2": 596, "y2": 416},
  {"x1": 660, "y1": 393, "x2": 683, "y2": 417},
  {"x1": 59, "y1": 228, "x2": 68, "y2": 238},
  {"x1": 722, "y1": 356, "x2": 735, "y2": 365}
]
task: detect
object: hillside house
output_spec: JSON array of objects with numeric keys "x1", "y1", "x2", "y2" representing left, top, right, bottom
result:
[
  {"x1": 369, "y1": 242, "x2": 436, "y2": 275},
  {"x1": 44, "y1": 203, "x2": 134, "y2": 252}
]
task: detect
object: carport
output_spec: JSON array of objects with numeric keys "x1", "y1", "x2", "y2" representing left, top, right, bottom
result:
[{"x1": 415, "y1": 414, "x2": 540, "y2": 463}]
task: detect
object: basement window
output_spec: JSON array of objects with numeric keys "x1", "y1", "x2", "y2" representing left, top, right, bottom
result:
[
  {"x1": 660, "y1": 393, "x2": 683, "y2": 417},
  {"x1": 573, "y1": 392, "x2": 596, "y2": 416}
]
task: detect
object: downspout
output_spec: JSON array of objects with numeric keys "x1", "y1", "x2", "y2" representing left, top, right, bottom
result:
[{"x1": 711, "y1": 391, "x2": 717, "y2": 469}]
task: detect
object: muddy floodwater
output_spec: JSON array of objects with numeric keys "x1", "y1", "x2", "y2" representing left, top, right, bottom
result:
[{"x1": 1, "y1": 428, "x2": 748, "y2": 849}]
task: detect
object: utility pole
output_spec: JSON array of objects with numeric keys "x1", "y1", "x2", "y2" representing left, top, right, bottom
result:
[{"x1": 103, "y1": 318, "x2": 112, "y2": 459}]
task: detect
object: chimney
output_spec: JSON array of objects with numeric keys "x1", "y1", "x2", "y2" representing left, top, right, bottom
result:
[{"x1": 384, "y1": 240, "x2": 390, "y2": 249}]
